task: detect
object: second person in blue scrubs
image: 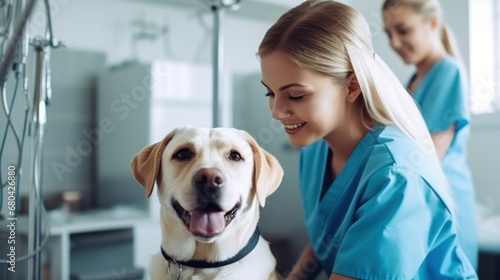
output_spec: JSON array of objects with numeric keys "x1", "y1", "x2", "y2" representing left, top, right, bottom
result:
[
  {"x1": 382, "y1": 0, "x2": 478, "y2": 268},
  {"x1": 258, "y1": 1, "x2": 477, "y2": 279}
]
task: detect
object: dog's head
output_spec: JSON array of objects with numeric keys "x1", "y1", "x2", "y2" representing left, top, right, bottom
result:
[{"x1": 130, "y1": 126, "x2": 283, "y2": 243}]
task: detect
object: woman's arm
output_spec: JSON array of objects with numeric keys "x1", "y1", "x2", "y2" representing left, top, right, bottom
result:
[
  {"x1": 431, "y1": 124, "x2": 456, "y2": 160},
  {"x1": 286, "y1": 244, "x2": 323, "y2": 280}
]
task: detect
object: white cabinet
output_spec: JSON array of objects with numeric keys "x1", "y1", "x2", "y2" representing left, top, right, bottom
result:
[{"x1": 46, "y1": 209, "x2": 160, "y2": 280}]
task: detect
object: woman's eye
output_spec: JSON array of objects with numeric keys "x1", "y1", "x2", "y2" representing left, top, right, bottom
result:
[
  {"x1": 173, "y1": 148, "x2": 193, "y2": 161},
  {"x1": 289, "y1": 94, "x2": 305, "y2": 101},
  {"x1": 265, "y1": 92, "x2": 274, "y2": 98},
  {"x1": 228, "y1": 150, "x2": 243, "y2": 161},
  {"x1": 397, "y1": 28, "x2": 408, "y2": 36}
]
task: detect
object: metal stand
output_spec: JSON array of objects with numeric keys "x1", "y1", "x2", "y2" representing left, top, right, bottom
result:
[
  {"x1": 27, "y1": 42, "x2": 47, "y2": 280},
  {"x1": 204, "y1": 0, "x2": 241, "y2": 128},
  {"x1": 27, "y1": 0, "x2": 62, "y2": 274}
]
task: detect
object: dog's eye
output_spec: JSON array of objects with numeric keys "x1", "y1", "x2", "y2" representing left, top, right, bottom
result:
[
  {"x1": 173, "y1": 148, "x2": 193, "y2": 161},
  {"x1": 228, "y1": 151, "x2": 243, "y2": 161}
]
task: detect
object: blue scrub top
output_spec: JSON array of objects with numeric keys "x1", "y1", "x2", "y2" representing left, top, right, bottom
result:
[
  {"x1": 409, "y1": 56, "x2": 478, "y2": 268},
  {"x1": 299, "y1": 125, "x2": 477, "y2": 279}
]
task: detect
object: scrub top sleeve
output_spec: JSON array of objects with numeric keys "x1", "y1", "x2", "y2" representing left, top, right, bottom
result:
[
  {"x1": 420, "y1": 64, "x2": 469, "y2": 133},
  {"x1": 332, "y1": 167, "x2": 448, "y2": 280}
]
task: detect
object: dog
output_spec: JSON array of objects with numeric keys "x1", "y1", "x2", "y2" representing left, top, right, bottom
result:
[{"x1": 130, "y1": 126, "x2": 284, "y2": 280}]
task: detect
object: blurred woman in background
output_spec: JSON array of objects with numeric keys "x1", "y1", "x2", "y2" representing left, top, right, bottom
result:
[{"x1": 382, "y1": 0, "x2": 478, "y2": 269}]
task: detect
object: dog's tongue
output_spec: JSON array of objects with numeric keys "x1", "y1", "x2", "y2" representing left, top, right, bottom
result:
[{"x1": 189, "y1": 210, "x2": 225, "y2": 236}]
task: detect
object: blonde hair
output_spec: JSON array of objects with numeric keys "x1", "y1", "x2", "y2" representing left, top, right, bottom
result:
[
  {"x1": 382, "y1": 0, "x2": 463, "y2": 63},
  {"x1": 258, "y1": 0, "x2": 454, "y2": 209}
]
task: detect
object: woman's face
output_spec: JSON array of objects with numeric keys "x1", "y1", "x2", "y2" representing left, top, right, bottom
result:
[
  {"x1": 383, "y1": 3, "x2": 437, "y2": 64},
  {"x1": 260, "y1": 51, "x2": 348, "y2": 147}
]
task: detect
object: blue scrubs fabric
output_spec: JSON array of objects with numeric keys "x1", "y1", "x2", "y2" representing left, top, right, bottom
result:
[
  {"x1": 299, "y1": 125, "x2": 477, "y2": 280},
  {"x1": 410, "y1": 56, "x2": 478, "y2": 268}
]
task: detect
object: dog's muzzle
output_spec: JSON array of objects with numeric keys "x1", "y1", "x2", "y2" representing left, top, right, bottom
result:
[{"x1": 172, "y1": 168, "x2": 241, "y2": 239}]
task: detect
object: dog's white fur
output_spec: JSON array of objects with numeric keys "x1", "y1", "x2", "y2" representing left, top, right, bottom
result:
[{"x1": 131, "y1": 126, "x2": 284, "y2": 280}]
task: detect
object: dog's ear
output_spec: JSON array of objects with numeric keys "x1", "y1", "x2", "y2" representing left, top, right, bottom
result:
[
  {"x1": 243, "y1": 131, "x2": 284, "y2": 207},
  {"x1": 130, "y1": 129, "x2": 177, "y2": 198}
]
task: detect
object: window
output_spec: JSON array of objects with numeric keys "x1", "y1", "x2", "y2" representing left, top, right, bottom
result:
[{"x1": 469, "y1": 0, "x2": 500, "y2": 114}]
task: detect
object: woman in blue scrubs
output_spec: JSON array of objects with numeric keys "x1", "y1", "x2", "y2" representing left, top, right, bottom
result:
[
  {"x1": 382, "y1": 0, "x2": 478, "y2": 268},
  {"x1": 258, "y1": 1, "x2": 477, "y2": 279}
]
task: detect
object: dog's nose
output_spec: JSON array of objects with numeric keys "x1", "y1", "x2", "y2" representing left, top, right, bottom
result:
[{"x1": 193, "y1": 168, "x2": 225, "y2": 204}]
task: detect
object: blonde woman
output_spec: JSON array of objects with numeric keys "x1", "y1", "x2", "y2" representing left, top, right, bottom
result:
[
  {"x1": 382, "y1": 0, "x2": 478, "y2": 268},
  {"x1": 258, "y1": 0, "x2": 477, "y2": 279}
]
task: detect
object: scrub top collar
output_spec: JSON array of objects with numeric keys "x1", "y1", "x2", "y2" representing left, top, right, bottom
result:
[
  {"x1": 318, "y1": 124, "x2": 383, "y2": 207},
  {"x1": 409, "y1": 55, "x2": 453, "y2": 99}
]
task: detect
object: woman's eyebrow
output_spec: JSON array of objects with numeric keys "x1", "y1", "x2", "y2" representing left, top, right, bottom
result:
[
  {"x1": 395, "y1": 22, "x2": 406, "y2": 29},
  {"x1": 260, "y1": 80, "x2": 271, "y2": 90},
  {"x1": 260, "y1": 81, "x2": 306, "y2": 91},
  {"x1": 385, "y1": 22, "x2": 406, "y2": 32}
]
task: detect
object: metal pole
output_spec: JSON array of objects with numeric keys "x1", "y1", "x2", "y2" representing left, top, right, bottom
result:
[
  {"x1": 211, "y1": 5, "x2": 225, "y2": 128},
  {"x1": 494, "y1": 0, "x2": 500, "y2": 108},
  {"x1": 27, "y1": 44, "x2": 47, "y2": 280}
]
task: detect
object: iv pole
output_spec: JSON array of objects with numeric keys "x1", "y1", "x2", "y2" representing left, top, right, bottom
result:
[
  {"x1": 28, "y1": 0, "x2": 62, "y2": 278},
  {"x1": 201, "y1": 0, "x2": 241, "y2": 128},
  {"x1": 28, "y1": 41, "x2": 47, "y2": 280}
]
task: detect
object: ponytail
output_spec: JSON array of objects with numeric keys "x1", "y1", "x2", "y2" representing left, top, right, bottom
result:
[
  {"x1": 441, "y1": 22, "x2": 463, "y2": 64},
  {"x1": 346, "y1": 48, "x2": 435, "y2": 159},
  {"x1": 348, "y1": 48, "x2": 454, "y2": 214}
]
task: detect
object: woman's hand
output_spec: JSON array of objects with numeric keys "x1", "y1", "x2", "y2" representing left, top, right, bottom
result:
[{"x1": 284, "y1": 244, "x2": 322, "y2": 280}]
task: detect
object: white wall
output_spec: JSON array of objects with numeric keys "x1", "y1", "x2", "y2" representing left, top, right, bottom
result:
[
  {"x1": 30, "y1": 0, "x2": 278, "y2": 74},
  {"x1": 468, "y1": 114, "x2": 500, "y2": 214}
]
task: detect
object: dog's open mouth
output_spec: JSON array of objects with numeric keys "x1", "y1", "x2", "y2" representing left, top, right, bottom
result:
[{"x1": 172, "y1": 200, "x2": 241, "y2": 238}]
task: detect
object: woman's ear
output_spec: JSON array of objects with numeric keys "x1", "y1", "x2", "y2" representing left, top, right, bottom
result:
[
  {"x1": 345, "y1": 74, "x2": 362, "y2": 103},
  {"x1": 429, "y1": 14, "x2": 440, "y2": 31}
]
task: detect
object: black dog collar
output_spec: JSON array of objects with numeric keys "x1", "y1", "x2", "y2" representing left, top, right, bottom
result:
[{"x1": 161, "y1": 227, "x2": 260, "y2": 269}]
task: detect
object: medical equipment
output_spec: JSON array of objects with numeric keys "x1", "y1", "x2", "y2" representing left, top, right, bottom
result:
[{"x1": 0, "y1": 0, "x2": 63, "y2": 279}]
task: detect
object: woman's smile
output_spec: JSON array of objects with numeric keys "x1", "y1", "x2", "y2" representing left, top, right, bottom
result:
[{"x1": 283, "y1": 122, "x2": 307, "y2": 135}]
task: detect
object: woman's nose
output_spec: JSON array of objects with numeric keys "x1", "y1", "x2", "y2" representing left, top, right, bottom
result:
[
  {"x1": 269, "y1": 97, "x2": 291, "y2": 120},
  {"x1": 390, "y1": 35, "x2": 402, "y2": 50}
]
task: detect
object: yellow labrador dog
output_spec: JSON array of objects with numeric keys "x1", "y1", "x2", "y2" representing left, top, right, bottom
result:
[{"x1": 131, "y1": 126, "x2": 283, "y2": 280}]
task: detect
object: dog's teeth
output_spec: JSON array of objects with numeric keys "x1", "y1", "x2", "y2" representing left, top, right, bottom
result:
[
  {"x1": 173, "y1": 200, "x2": 192, "y2": 226},
  {"x1": 223, "y1": 202, "x2": 241, "y2": 226}
]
